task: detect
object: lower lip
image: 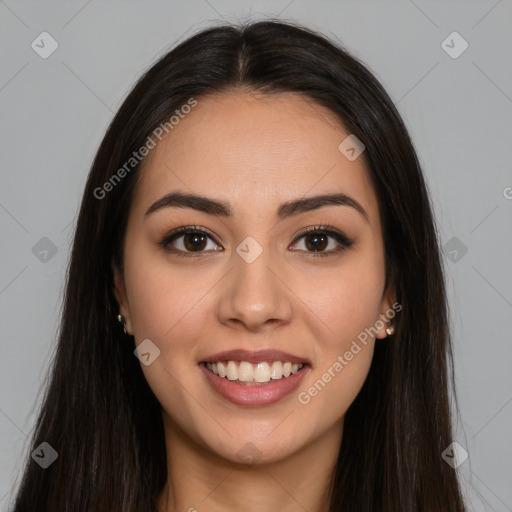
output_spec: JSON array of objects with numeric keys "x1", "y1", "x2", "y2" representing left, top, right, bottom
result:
[{"x1": 199, "y1": 363, "x2": 310, "y2": 407}]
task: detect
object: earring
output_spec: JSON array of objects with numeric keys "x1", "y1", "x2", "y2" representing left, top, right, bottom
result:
[
  {"x1": 385, "y1": 320, "x2": 394, "y2": 336},
  {"x1": 117, "y1": 313, "x2": 127, "y2": 335}
]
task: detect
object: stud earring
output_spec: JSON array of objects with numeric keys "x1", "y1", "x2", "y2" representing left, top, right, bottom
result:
[
  {"x1": 385, "y1": 320, "x2": 394, "y2": 336},
  {"x1": 117, "y1": 313, "x2": 127, "y2": 334}
]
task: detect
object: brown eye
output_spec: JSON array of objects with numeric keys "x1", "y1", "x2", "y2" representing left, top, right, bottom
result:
[
  {"x1": 182, "y1": 232, "x2": 208, "y2": 252},
  {"x1": 290, "y1": 225, "x2": 354, "y2": 256},
  {"x1": 159, "y1": 226, "x2": 221, "y2": 256},
  {"x1": 303, "y1": 232, "x2": 329, "y2": 252}
]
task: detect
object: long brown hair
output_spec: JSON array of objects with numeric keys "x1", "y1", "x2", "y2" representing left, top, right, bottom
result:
[{"x1": 11, "y1": 19, "x2": 466, "y2": 511}]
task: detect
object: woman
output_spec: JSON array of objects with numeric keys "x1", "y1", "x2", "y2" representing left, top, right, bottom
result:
[{"x1": 11, "y1": 19, "x2": 466, "y2": 511}]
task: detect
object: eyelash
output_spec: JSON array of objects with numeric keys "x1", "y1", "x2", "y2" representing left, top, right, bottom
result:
[{"x1": 158, "y1": 223, "x2": 354, "y2": 259}]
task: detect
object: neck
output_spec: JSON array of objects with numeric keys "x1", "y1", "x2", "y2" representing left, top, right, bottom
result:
[{"x1": 157, "y1": 415, "x2": 343, "y2": 512}]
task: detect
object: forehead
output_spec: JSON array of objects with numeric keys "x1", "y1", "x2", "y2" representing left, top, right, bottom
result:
[{"x1": 131, "y1": 91, "x2": 379, "y2": 227}]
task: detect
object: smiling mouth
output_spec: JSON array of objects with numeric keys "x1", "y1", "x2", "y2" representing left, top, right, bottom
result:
[{"x1": 201, "y1": 360, "x2": 308, "y2": 386}]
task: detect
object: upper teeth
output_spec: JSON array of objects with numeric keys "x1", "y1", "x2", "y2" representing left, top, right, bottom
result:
[{"x1": 205, "y1": 361, "x2": 304, "y2": 383}]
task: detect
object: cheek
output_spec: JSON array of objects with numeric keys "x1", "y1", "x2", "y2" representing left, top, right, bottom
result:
[
  {"x1": 124, "y1": 241, "x2": 212, "y2": 342},
  {"x1": 297, "y1": 250, "x2": 385, "y2": 349},
  {"x1": 123, "y1": 250, "x2": 214, "y2": 420},
  {"x1": 295, "y1": 342, "x2": 374, "y2": 438},
  {"x1": 292, "y1": 251, "x2": 384, "y2": 412}
]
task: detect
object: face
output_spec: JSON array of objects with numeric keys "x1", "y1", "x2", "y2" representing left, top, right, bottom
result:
[{"x1": 113, "y1": 91, "x2": 395, "y2": 464}]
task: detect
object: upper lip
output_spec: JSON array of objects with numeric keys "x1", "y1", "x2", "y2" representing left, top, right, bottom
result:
[{"x1": 200, "y1": 349, "x2": 310, "y2": 365}]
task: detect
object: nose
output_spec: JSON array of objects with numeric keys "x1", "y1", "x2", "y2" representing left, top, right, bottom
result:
[{"x1": 216, "y1": 245, "x2": 293, "y2": 332}]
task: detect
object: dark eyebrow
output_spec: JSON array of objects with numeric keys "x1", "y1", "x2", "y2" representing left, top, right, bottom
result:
[{"x1": 145, "y1": 191, "x2": 369, "y2": 223}]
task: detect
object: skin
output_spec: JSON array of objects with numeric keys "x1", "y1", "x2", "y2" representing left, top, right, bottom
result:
[{"x1": 113, "y1": 91, "x2": 395, "y2": 512}]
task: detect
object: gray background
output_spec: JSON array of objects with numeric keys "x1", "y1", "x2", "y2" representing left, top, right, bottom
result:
[{"x1": 1, "y1": 1, "x2": 511, "y2": 510}]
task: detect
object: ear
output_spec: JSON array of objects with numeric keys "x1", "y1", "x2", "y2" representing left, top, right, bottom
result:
[
  {"x1": 112, "y1": 260, "x2": 134, "y2": 335},
  {"x1": 375, "y1": 274, "x2": 398, "y2": 340}
]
